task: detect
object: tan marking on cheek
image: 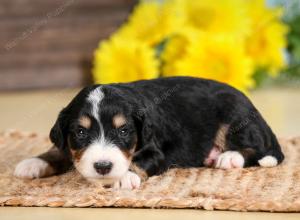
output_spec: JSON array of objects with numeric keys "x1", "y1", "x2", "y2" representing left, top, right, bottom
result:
[
  {"x1": 129, "y1": 163, "x2": 148, "y2": 181},
  {"x1": 68, "y1": 136, "x2": 86, "y2": 162},
  {"x1": 214, "y1": 124, "x2": 229, "y2": 151},
  {"x1": 120, "y1": 141, "x2": 137, "y2": 176},
  {"x1": 112, "y1": 114, "x2": 127, "y2": 128},
  {"x1": 70, "y1": 148, "x2": 86, "y2": 162},
  {"x1": 125, "y1": 140, "x2": 148, "y2": 181},
  {"x1": 79, "y1": 116, "x2": 92, "y2": 129},
  {"x1": 121, "y1": 143, "x2": 137, "y2": 160}
]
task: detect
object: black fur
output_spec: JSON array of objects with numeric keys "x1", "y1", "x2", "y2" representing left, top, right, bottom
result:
[{"x1": 45, "y1": 77, "x2": 284, "y2": 177}]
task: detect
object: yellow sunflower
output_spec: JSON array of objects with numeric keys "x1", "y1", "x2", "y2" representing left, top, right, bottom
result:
[
  {"x1": 181, "y1": 0, "x2": 250, "y2": 37},
  {"x1": 116, "y1": 0, "x2": 183, "y2": 46},
  {"x1": 93, "y1": 36, "x2": 159, "y2": 84},
  {"x1": 161, "y1": 27, "x2": 201, "y2": 75},
  {"x1": 246, "y1": 0, "x2": 288, "y2": 75},
  {"x1": 165, "y1": 34, "x2": 254, "y2": 93}
]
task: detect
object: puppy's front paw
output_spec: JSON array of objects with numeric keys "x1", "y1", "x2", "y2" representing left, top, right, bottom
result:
[
  {"x1": 215, "y1": 151, "x2": 244, "y2": 169},
  {"x1": 113, "y1": 171, "x2": 141, "y2": 190},
  {"x1": 14, "y1": 158, "x2": 55, "y2": 179}
]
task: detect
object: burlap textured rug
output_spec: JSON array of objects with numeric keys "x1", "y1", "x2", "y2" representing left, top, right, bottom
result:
[{"x1": 1, "y1": 130, "x2": 300, "y2": 212}]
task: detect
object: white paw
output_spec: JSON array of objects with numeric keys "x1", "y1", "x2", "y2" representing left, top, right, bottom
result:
[
  {"x1": 14, "y1": 158, "x2": 54, "y2": 179},
  {"x1": 258, "y1": 155, "x2": 278, "y2": 167},
  {"x1": 215, "y1": 151, "x2": 244, "y2": 169},
  {"x1": 113, "y1": 171, "x2": 141, "y2": 190}
]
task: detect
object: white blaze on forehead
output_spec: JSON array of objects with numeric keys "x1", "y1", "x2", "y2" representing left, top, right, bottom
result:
[{"x1": 87, "y1": 86, "x2": 104, "y2": 121}]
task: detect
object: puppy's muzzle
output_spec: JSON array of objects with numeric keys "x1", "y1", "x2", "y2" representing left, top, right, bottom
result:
[{"x1": 93, "y1": 161, "x2": 113, "y2": 175}]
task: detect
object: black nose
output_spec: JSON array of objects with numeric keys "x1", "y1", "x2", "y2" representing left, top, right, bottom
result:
[{"x1": 93, "y1": 161, "x2": 113, "y2": 175}]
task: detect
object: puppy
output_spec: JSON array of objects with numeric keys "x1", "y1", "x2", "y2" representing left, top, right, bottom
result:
[{"x1": 14, "y1": 77, "x2": 284, "y2": 189}]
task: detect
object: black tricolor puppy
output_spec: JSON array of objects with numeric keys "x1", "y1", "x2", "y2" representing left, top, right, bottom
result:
[{"x1": 14, "y1": 77, "x2": 284, "y2": 189}]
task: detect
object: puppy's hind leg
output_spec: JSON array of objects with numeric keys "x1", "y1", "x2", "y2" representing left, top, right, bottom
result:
[
  {"x1": 14, "y1": 146, "x2": 72, "y2": 179},
  {"x1": 215, "y1": 120, "x2": 284, "y2": 169}
]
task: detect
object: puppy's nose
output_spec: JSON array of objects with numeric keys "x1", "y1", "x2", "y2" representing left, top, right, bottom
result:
[{"x1": 93, "y1": 161, "x2": 113, "y2": 175}]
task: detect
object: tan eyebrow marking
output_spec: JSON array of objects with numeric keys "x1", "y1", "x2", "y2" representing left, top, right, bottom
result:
[
  {"x1": 112, "y1": 114, "x2": 127, "y2": 128},
  {"x1": 79, "y1": 116, "x2": 92, "y2": 129}
]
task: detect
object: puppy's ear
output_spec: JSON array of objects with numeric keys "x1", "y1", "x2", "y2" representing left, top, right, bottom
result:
[
  {"x1": 133, "y1": 107, "x2": 165, "y2": 176},
  {"x1": 50, "y1": 108, "x2": 69, "y2": 150},
  {"x1": 134, "y1": 108, "x2": 155, "y2": 148}
]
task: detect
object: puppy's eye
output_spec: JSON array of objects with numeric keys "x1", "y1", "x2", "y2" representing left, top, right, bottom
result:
[
  {"x1": 75, "y1": 128, "x2": 88, "y2": 139},
  {"x1": 118, "y1": 127, "x2": 129, "y2": 137}
]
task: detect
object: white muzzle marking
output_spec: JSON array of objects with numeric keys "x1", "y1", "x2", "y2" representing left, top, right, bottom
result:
[{"x1": 74, "y1": 138, "x2": 130, "y2": 184}]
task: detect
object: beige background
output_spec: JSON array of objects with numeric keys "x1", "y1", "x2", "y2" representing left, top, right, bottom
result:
[{"x1": 0, "y1": 87, "x2": 300, "y2": 219}]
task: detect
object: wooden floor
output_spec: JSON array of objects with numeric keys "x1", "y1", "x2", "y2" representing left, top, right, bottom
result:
[
  {"x1": 0, "y1": 87, "x2": 300, "y2": 219},
  {"x1": 1, "y1": 207, "x2": 300, "y2": 220}
]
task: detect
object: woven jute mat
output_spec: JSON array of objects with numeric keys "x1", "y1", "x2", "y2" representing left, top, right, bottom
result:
[{"x1": 0, "y1": 130, "x2": 300, "y2": 212}]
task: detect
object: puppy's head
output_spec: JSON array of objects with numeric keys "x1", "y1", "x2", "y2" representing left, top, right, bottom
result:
[{"x1": 50, "y1": 86, "x2": 142, "y2": 184}]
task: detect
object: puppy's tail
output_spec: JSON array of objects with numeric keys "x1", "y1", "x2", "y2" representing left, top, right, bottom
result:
[{"x1": 258, "y1": 140, "x2": 284, "y2": 168}]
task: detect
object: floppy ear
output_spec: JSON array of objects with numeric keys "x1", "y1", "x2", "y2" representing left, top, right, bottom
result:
[
  {"x1": 134, "y1": 108, "x2": 155, "y2": 148},
  {"x1": 49, "y1": 108, "x2": 69, "y2": 150},
  {"x1": 133, "y1": 107, "x2": 165, "y2": 176}
]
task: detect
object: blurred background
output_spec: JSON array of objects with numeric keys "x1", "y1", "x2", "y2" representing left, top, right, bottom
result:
[
  {"x1": 0, "y1": 0, "x2": 299, "y2": 137},
  {"x1": 0, "y1": 0, "x2": 134, "y2": 90}
]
